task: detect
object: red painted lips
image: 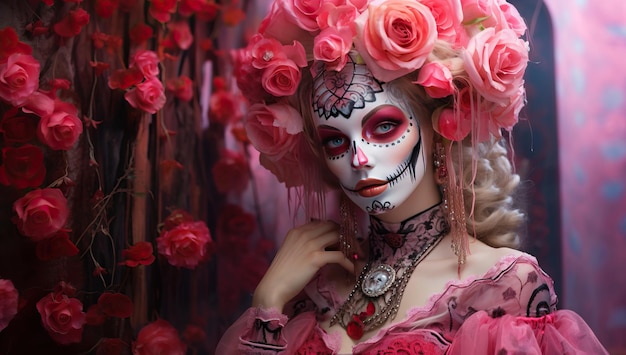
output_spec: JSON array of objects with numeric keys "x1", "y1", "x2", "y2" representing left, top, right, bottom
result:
[{"x1": 354, "y1": 179, "x2": 388, "y2": 197}]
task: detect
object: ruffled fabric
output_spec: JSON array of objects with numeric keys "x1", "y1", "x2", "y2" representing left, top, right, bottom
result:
[
  {"x1": 216, "y1": 254, "x2": 608, "y2": 354},
  {"x1": 448, "y1": 310, "x2": 609, "y2": 355}
]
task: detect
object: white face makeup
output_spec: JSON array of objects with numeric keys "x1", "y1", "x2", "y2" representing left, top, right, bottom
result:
[{"x1": 311, "y1": 60, "x2": 426, "y2": 215}]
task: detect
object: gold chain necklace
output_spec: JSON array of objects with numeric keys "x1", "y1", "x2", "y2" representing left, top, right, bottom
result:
[{"x1": 330, "y1": 205, "x2": 449, "y2": 340}]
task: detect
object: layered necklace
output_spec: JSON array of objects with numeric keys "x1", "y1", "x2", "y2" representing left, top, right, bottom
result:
[{"x1": 330, "y1": 204, "x2": 449, "y2": 340}]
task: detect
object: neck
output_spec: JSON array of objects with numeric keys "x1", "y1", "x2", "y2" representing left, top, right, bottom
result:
[{"x1": 368, "y1": 203, "x2": 449, "y2": 265}]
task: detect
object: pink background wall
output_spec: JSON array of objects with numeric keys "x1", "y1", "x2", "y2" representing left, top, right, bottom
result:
[{"x1": 541, "y1": 0, "x2": 626, "y2": 351}]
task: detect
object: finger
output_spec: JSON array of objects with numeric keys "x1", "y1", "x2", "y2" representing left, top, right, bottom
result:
[
  {"x1": 315, "y1": 251, "x2": 355, "y2": 275},
  {"x1": 311, "y1": 228, "x2": 341, "y2": 249}
]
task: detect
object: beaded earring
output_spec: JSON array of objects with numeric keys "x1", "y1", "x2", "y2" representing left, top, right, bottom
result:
[{"x1": 433, "y1": 138, "x2": 469, "y2": 274}]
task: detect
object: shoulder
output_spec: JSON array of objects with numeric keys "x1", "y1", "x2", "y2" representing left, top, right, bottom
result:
[{"x1": 459, "y1": 240, "x2": 524, "y2": 280}]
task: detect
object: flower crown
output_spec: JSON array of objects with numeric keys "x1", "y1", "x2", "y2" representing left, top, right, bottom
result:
[{"x1": 232, "y1": 0, "x2": 529, "y2": 187}]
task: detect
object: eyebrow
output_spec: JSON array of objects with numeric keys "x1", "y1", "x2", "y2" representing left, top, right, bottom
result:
[{"x1": 361, "y1": 105, "x2": 405, "y2": 127}]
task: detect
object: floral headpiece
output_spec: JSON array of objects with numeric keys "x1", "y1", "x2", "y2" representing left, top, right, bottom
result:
[{"x1": 233, "y1": 0, "x2": 529, "y2": 187}]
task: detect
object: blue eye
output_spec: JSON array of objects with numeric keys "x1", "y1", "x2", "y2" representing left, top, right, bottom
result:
[
  {"x1": 327, "y1": 137, "x2": 345, "y2": 148},
  {"x1": 374, "y1": 123, "x2": 395, "y2": 134}
]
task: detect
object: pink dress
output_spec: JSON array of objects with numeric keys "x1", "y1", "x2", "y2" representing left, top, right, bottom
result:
[{"x1": 216, "y1": 254, "x2": 607, "y2": 354}]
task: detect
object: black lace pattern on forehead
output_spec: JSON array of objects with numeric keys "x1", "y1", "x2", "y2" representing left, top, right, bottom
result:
[{"x1": 312, "y1": 55, "x2": 384, "y2": 120}]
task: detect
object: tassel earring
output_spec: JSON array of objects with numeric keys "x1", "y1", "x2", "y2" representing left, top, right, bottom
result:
[
  {"x1": 434, "y1": 138, "x2": 469, "y2": 274},
  {"x1": 339, "y1": 194, "x2": 360, "y2": 271}
]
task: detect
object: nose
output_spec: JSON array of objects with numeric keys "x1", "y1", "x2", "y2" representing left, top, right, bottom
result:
[{"x1": 351, "y1": 141, "x2": 370, "y2": 169}]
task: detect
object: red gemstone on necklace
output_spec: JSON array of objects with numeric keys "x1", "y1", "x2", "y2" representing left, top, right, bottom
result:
[
  {"x1": 383, "y1": 233, "x2": 405, "y2": 249},
  {"x1": 346, "y1": 317, "x2": 364, "y2": 340}
]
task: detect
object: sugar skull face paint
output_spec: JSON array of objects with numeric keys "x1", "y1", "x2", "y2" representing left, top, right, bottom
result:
[{"x1": 312, "y1": 63, "x2": 425, "y2": 215}]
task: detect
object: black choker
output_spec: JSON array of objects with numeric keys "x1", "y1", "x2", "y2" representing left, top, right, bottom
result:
[{"x1": 330, "y1": 204, "x2": 449, "y2": 340}]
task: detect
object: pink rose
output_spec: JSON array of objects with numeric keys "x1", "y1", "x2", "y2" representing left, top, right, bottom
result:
[
  {"x1": 233, "y1": 34, "x2": 307, "y2": 101},
  {"x1": 421, "y1": 0, "x2": 463, "y2": 43},
  {"x1": 490, "y1": 85, "x2": 525, "y2": 131},
  {"x1": 22, "y1": 90, "x2": 55, "y2": 117},
  {"x1": 346, "y1": 0, "x2": 368, "y2": 12},
  {"x1": 0, "y1": 53, "x2": 40, "y2": 106},
  {"x1": 156, "y1": 221, "x2": 214, "y2": 269},
  {"x1": 124, "y1": 77, "x2": 166, "y2": 114},
  {"x1": 259, "y1": 1, "x2": 315, "y2": 55},
  {"x1": 245, "y1": 103, "x2": 303, "y2": 161},
  {"x1": 130, "y1": 49, "x2": 160, "y2": 78},
  {"x1": 354, "y1": 0, "x2": 437, "y2": 82},
  {"x1": 280, "y1": 0, "x2": 339, "y2": 32},
  {"x1": 463, "y1": 27, "x2": 528, "y2": 105},
  {"x1": 36, "y1": 291, "x2": 86, "y2": 344},
  {"x1": 461, "y1": 0, "x2": 525, "y2": 36},
  {"x1": 13, "y1": 188, "x2": 69, "y2": 241},
  {"x1": 132, "y1": 319, "x2": 187, "y2": 355},
  {"x1": 259, "y1": 151, "x2": 304, "y2": 187},
  {"x1": 0, "y1": 279, "x2": 18, "y2": 332},
  {"x1": 317, "y1": 4, "x2": 358, "y2": 30},
  {"x1": 37, "y1": 100, "x2": 84, "y2": 150},
  {"x1": 313, "y1": 26, "x2": 352, "y2": 71},
  {"x1": 498, "y1": 1, "x2": 527, "y2": 37},
  {"x1": 415, "y1": 61, "x2": 455, "y2": 98},
  {"x1": 262, "y1": 60, "x2": 302, "y2": 97}
]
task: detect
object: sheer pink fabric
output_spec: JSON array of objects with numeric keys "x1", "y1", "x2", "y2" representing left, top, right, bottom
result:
[
  {"x1": 216, "y1": 254, "x2": 608, "y2": 354},
  {"x1": 448, "y1": 310, "x2": 608, "y2": 354}
]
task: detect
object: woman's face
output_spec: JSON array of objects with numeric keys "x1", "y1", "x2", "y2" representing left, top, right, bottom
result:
[{"x1": 311, "y1": 63, "x2": 426, "y2": 215}]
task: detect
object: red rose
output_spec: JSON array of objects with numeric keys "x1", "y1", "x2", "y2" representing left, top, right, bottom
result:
[
  {"x1": 0, "y1": 27, "x2": 32, "y2": 59},
  {"x1": 37, "y1": 100, "x2": 84, "y2": 150},
  {"x1": 182, "y1": 324, "x2": 206, "y2": 344},
  {"x1": 156, "y1": 221, "x2": 214, "y2": 269},
  {"x1": 97, "y1": 338, "x2": 125, "y2": 355},
  {"x1": 132, "y1": 319, "x2": 187, "y2": 355},
  {"x1": 53, "y1": 8, "x2": 90, "y2": 38},
  {"x1": 0, "y1": 144, "x2": 46, "y2": 189},
  {"x1": 120, "y1": 241, "x2": 155, "y2": 267},
  {"x1": 129, "y1": 23, "x2": 153, "y2": 46},
  {"x1": 166, "y1": 75, "x2": 193, "y2": 102},
  {"x1": 211, "y1": 149, "x2": 249, "y2": 193},
  {"x1": 208, "y1": 90, "x2": 241, "y2": 125},
  {"x1": 0, "y1": 279, "x2": 18, "y2": 332},
  {"x1": 165, "y1": 22, "x2": 193, "y2": 50},
  {"x1": 108, "y1": 67, "x2": 143, "y2": 90},
  {"x1": 124, "y1": 77, "x2": 166, "y2": 114},
  {"x1": 0, "y1": 108, "x2": 39, "y2": 144},
  {"x1": 96, "y1": 293, "x2": 133, "y2": 318},
  {"x1": 95, "y1": 0, "x2": 120, "y2": 18},
  {"x1": 36, "y1": 291, "x2": 86, "y2": 345},
  {"x1": 0, "y1": 53, "x2": 40, "y2": 106},
  {"x1": 13, "y1": 188, "x2": 69, "y2": 241},
  {"x1": 148, "y1": 0, "x2": 178, "y2": 23},
  {"x1": 35, "y1": 229, "x2": 79, "y2": 261},
  {"x1": 216, "y1": 204, "x2": 256, "y2": 241},
  {"x1": 162, "y1": 209, "x2": 195, "y2": 231}
]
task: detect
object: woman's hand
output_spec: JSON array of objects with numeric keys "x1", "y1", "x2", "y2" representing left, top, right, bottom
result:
[{"x1": 252, "y1": 221, "x2": 354, "y2": 312}]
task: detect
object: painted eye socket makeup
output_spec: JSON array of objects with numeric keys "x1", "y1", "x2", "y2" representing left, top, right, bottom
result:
[
  {"x1": 318, "y1": 127, "x2": 350, "y2": 156},
  {"x1": 363, "y1": 106, "x2": 408, "y2": 143}
]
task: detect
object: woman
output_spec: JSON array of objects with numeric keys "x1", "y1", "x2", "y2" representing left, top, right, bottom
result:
[{"x1": 218, "y1": 0, "x2": 607, "y2": 353}]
